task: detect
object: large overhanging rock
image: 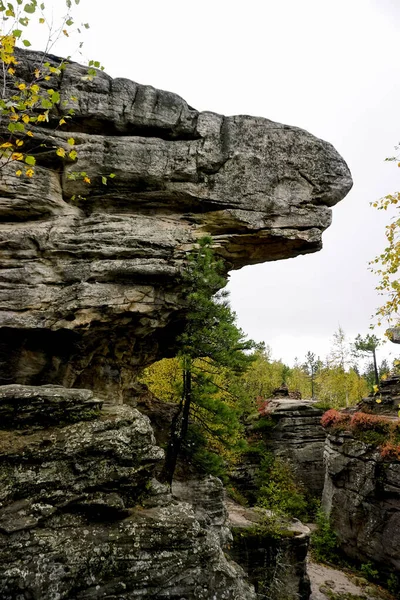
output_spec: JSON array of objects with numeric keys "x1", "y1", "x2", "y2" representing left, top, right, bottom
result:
[{"x1": 0, "y1": 50, "x2": 352, "y2": 401}]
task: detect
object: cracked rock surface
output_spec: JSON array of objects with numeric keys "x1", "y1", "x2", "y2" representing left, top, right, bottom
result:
[
  {"x1": 0, "y1": 50, "x2": 352, "y2": 401},
  {"x1": 0, "y1": 385, "x2": 256, "y2": 600},
  {"x1": 322, "y1": 433, "x2": 400, "y2": 575}
]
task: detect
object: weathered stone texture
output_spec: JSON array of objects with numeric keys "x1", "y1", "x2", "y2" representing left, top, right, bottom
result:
[
  {"x1": 230, "y1": 398, "x2": 326, "y2": 499},
  {"x1": 0, "y1": 385, "x2": 256, "y2": 599},
  {"x1": 322, "y1": 433, "x2": 400, "y2": 575},
  {"x1": 0, "y1": 50, "x2": 352, "y2": 401},
  {"x1": 227, "y1": 500, "x2": 311, "y2": 600}
]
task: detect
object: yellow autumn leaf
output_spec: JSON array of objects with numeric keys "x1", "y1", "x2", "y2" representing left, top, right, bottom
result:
[
  {"x1": 67, "y1": 138, "x2": 75, "y2": 145},
  {"x1": 25, "y1": 169, "x2": 34, "y2": 177},
  {"x1": 56, "y1": 147, "x2": 66, "y2": 158},
  {"x1": 0, "y1": 142, "x2": 13, "y2": 148},
  {"x1": 376, "y1": 398, "x2": 382, "y2": 404},
  {"x1": 44, "y1": 76, "x2": 51, "y2": 81},
  {"x1": 22, "y1": 114, "x2": 30, "y2": 124},
  {"x1": 30, "y1": 84, "x2": 39, "y2": 93},
  {"x1": 15, "y1": 170, "x2": 22, "y2": 177},
  {"x1": 8, "y1": 67, "x2": 15, "y2": 75},
  {"x1": 34, "y1": 68, "x2": 40, "y2": 78},
  {"x1": 59, "y1": 118, "x2": 66, "y2": 126},
  {"x1": 18, "y1": 83, "x2": 26, "y2": 91},
  {"x1": 27, "y1": 131, "x2": 34, "y2": 137},
  {"x1": 37, "y1": 114, "x2": 46, "y2": 122},
  {"x1": 16, "y1": 139, "x2": 24, "y2": 147},
  {"x1": 11, "y1": 152, "x2": 24, "y2": 161},
  {"x1": 83, "y1": 176, "x2": 91, "y2": 184}
]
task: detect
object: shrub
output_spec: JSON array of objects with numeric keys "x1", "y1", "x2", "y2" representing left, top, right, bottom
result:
[
  {"x1": 321, "y1": 409, "x2": 351, "y2": 430},
  {"x1": 255, "y1": 453, "x2": 308, "y2": 520},
  {"x1": 350, "y1": 412, "x2": 391, "y2": 434},
  {"x1": 311, "y1": 509, "x2": 340, "y2": 564},
  {"x1": 256, "y1": 396, "x2": 271, "y2": 416},
  {"x1": 380, "y1": 441, "x2": 400, "y2": 460},
  {"x1": 360, "y1": 562, "x2": 379, "y2": 582}
]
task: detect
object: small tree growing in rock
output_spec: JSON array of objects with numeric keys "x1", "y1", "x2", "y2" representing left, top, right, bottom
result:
[
  {"x1": 159, "y1": 237, "x2": 255, "y2": 486},
  {"x1": 353, "y1": 333, "x2": 381, "y2": 389}
]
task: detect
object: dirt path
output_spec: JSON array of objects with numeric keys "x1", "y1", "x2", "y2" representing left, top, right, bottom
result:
[{"x1": 308, "y1": 559, "x2": 394, "y2": 600}]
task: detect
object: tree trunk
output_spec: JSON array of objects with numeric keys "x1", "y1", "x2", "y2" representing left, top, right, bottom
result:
[
  {"x1": 159, "y1": 359, "x2": 192, "y2": 486},
  {"x1": 372, "y1": 349, "x2": 379, "y2": 388}
]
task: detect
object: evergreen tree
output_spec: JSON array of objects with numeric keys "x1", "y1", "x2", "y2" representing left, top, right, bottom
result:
[
  {"x1": 353, "y1": 333, "x2": 381, "y2": 388},
  {"x1": 159, "y1": 237, "x2": 255, "y2": 485},
  {"x1": 303, "y1": 351, "x2": 320, "y2": 398}
]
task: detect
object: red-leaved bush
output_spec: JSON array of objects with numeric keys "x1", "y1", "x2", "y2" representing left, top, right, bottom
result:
[
  {"x1": 380, "y1": 441, "x2": 400, "y2": 460},
  {"x1": 349, "y1": 412, "x2": 391, "y2": 434},
  {"x1": 257, "y1": 396, "x2": 271, "y2": 416},
  {"x1": 322, "y1": 409, "x2": 400, "y2": 460},
  {"x1": 321, "y1": 409, "x2": 351, "y2": 429}
]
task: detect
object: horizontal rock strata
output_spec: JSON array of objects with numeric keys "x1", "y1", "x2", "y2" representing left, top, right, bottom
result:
[
  {"x1": 230, "y1": 398, "x2": 326, "y2": 499},
  {"x1": 0, "y1": 50, "x2": 352, "y2": 400}
]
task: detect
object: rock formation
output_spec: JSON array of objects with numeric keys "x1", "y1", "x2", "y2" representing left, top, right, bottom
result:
[
  {"x1": 0, "y1": 49, "x2": 352, "y2": 402},
  {"x1": 227, "y1": 501, "x2": 311, "y2": 600},
  {"x1": 322, "y1": 432, "x2": 400, "y2": 579},
  {"x1": 0, "y1": 385, "x2": 256, "y2": 599},
  {"x1": 0, "y1": 49, "x2": 353, "y2": 598},
  {"x1": 230, "y1": 391, "x2": 326, "y2": 499}
]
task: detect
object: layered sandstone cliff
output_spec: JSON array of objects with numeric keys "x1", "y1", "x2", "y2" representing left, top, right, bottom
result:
[{"x1": 0, "y1": 50, "x2": 352, "y2": 402}]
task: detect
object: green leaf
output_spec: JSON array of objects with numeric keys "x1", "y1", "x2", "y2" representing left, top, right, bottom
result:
[
  {"x1": 109, "y1": 173, "x2": 116, "y2": 178},
  {"x1": 67, "y1": 137, "x2": 75, "y2": 145},
  {"x1": 24, "y1": 3, "x2": 36, "y2": 13},
  {"x1": 66, "y1": 18, "x2": 73, "y2": 26},
  {"x1": 40, "y1": 2, "x2": 44, "y2": 8},
  {"x1": 83, "y1": 22, "x2": 89, "y2": 29},
  {"x1": 66, "y1": 0, "x2": 71, "y2": 7},
  {"x1": 22, "y1": 39, "x2": 31, "y2": 46},
  {"x1": 12, "y1": 29, "x2": 22, "y2": 37},
  {"x1": 101, "y1": 176, "x2": 107, "y2": 185},
  {"x1": 7, "y1": 122, "x2": 16, "y2": 133},
  {"x1": 25, "y1": 155, "x2": 36, "y2": 165},
  {"x1": 19, "y1": 16, "x2": 29, "y2": 25},
  {"x1": 74, "y1": 0, "x2": 80, "y2": 4},
  {"x1": 41, "y1": 98, "x2": 52, "y2": 109},
  {"x1": 14, "y1": 122, "x2": 25, "y2": 132},
  {"x1": 51, "y1": 91, "x2": 60, "y2": 104},
  {"x1": 68, "y1": 150, "x2": 77, "y2": 160}
]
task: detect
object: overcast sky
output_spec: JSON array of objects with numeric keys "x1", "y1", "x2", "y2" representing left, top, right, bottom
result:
[{"x1": 27, "y1": 0, "x2": 400, "y2": 366}]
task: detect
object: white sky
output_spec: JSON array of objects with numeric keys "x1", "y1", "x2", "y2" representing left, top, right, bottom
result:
[{"x1": 23, "y1": 0, "x2": 400, "y2": 366}]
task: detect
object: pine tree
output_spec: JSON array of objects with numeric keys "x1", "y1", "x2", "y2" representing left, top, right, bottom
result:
[
  {"x1": 159, "y1": 237, "x2": 254, "y2": 485},
  {"x1": 353, "y1": 333, "x2": 381, "y2": 388}
]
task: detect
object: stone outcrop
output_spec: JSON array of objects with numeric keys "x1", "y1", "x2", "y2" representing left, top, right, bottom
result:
[
  {"x1": 322, "y1": 432, "x2": 400, "y2": 577},
  {"x1": 0, "y1": 385, "x2": 256, "y2": 599},
  {"x1": 230, "y1": 395, "x2": 326, "y2": 499},
  {"x1": 227, "y1": 501, "x2": 311, "y2": 600},
  {"x1": 358, "y1": 374, "x2": 400, "y2": 416},
  {"x1": 0, "y1": 49, "x2": 352, "y2": 402}
]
